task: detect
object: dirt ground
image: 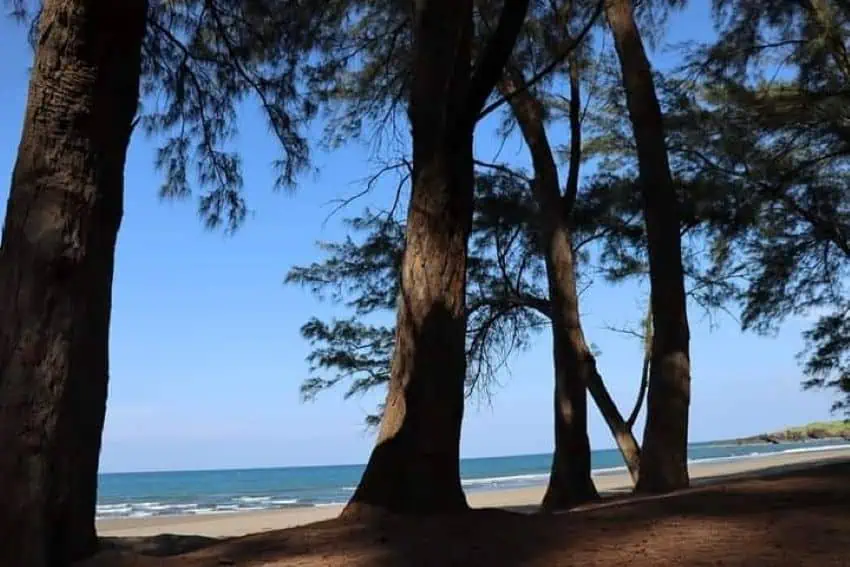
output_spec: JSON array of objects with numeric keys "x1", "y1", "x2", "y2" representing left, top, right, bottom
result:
[{"x1": 82, "y1": 460, "x2": 850, "y2": 567}]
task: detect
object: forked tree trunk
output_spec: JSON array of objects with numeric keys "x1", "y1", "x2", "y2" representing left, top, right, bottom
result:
[
  {"x1": 589, "y1": 300, "x2": 653, "y2": 485},
  {"x1": 499, "y1": 70, "x2": 599, "y2": 509},
  {"x1": 500, "y1": 47, "x2": 648, "y2": 503},
  {"x1": 606, "y1": 0, "x2": 692, "y2": 494},
  {"x1": 342, "y1": 0, "x2": 530, "y2": 517},
  {"x1": 586, "y1": 364, "x2": 642, "y2": 484},
  {"x1": 0, "y1": 2, "x2": 147, "y2": 565}
]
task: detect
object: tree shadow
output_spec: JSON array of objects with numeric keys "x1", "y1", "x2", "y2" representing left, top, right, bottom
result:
[
  {"x1": 87, "y1": 460, "x2": 850, "y2": 566},
  {"x1": 99, "y1": 534, "x2": 221, "y2": 557}
]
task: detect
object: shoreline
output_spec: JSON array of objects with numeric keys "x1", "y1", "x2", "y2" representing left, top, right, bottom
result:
[{"x1": 97, "y1": 445, "x2": 850, "y2": 539}]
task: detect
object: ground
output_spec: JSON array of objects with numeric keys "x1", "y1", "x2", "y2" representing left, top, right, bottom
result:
[{"x1": 82, "y1": 461, "x2": 850, "y2": 566}]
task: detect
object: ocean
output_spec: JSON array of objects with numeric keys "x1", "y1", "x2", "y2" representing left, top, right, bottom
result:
[{"x1": 96, "y1": 438, "x2": 850, "y2": 520}]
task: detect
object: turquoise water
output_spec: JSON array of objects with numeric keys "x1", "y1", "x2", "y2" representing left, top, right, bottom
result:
[{"x1": 96, "y1": 438, "x2": 850, "y2": 519}]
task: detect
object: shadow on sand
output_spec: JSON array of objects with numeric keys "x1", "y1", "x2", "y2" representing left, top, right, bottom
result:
[{"x1": 82, "y1": 459, "x2": 850, "y2": 566}]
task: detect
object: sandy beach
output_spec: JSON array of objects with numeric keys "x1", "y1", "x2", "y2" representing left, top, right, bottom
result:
[{"x1": 97, "y1": 445, "x2": 850, "y2": 539}]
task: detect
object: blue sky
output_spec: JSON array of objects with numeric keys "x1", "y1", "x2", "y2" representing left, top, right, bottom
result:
[{"x1": 0, "y1": 4, "x2": 840, "y2": 473}]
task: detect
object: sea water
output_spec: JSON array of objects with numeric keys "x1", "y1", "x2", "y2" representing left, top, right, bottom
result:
[{"x1": 96, "y1": 438, "x2": 850, "y2": 519}]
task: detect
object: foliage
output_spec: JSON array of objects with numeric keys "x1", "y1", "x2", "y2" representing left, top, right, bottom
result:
[
  {"x1": 140, "y1": 0, "x2": 345, "y2": 231},
  {"x1": 284, "y1": 0, "x2": 695, "y2": 424},
  {"x1": 689, "y1": 0, "x2": 850, "y2": 412},
  {"x1": 585, "y1": 0, "x2": 850, "y2": 412},
  {"x1": 286, "y1": 171, "x2": 554, "y2": 425},
  {"x1": 8, "y1": 0, "x2": 344, "y2": 231}
]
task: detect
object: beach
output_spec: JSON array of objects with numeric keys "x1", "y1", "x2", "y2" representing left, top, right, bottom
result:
[{"x1": 97, "y1": 445, "x2": 850, "y2": 539}]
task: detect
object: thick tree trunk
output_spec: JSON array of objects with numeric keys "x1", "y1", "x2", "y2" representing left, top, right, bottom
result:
[
  {"x1": 0, "y1": 1, "x2": 146, "y2": 565},
  {"x1": 342, "y1": 0, "x2": 530, "y2": 519},
  {"x1": 606, "y1": 0, "x2": 692, "y2": 494},
  {"x1": 341, "y1": 0, "x2": 474, "y2": 518}
]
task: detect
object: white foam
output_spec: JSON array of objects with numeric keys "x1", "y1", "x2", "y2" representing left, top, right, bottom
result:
[
  {"x1": 93, "y1": 442, "x2": 850, "y2": 520},
  {"x1": 461, "y1": 473, "x2": 548, "y2": 487},
  {"x1": 189, "y1": 507, "x2": 223, "y2": 515},
  {"x1": 128, "y1": 511, "x2": 154, "y2": 518},
  {"x1": 781, "y1": 443, "x2": 850, "y2": 455},
  {"x1": 97, "y1": 504, "x2": 132, "y2": 513},
  {"x1": 591, "y1": 465, "x2": 628, "y2": 476},
  {"x1": 236, "y1": 496, "x2": 272, "y2": 503},
  {"x1": 136, "y1": 503, "x2": 175, "y2": 512}
]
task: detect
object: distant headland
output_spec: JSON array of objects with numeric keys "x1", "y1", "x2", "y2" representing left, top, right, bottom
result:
[{"x1": 731, "y1": 420, "x2": 850, "y2": 445}]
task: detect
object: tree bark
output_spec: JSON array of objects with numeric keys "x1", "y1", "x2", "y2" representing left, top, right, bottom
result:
[
  {"x1": 0, "y1": 2, "x2": 146, "y2": 565},
  {"x1": 586, "y1": 363, "x2": 641, "y2": 484},
  {"x1": 626, "y1": 301, "x2": 653, "y2": 429},
  {"x1": 606, "y1": 0, "x2": 692, "y2": 494},
  {"x1": 540, "y1": 236, "x2": 600, "y2": 509},
  {"x1": 342, "y1": 0, "x2": 529, "y2": 518},
  {"x1": 499, "y1": 69, "x2": 600, "y2": 509}
]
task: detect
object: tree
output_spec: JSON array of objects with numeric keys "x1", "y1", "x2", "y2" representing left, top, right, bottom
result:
[
  {"x1": 288, "y1": 201, "x2": 547, "y2": 428},
  {"x1": 0, "y1": 1, "x2": 324, "y2": 563},
  {"x1": 499, "y1": 39, "x2": 601, "y2": 507},
  {"x1": 290, "y1": 158, "x2": 651, "y2": 498},
  {"x1": 0, "y1": 2, "x2": 147, "y2": 564},
  {"x1": 641, "y1": 0, "x2": 850, "y2": 414},
  {"x1": 604, "y1": 0, "x2": 692, "y2": 493},
  {"x1": 338, "y1": 0, "x2": 534, "y2": 517},
  {"x1": 290, "y1": 3, "x2": 656, "y2": 500},
  {"x1": 695, "y1": 0, "x2": 850, "y2": 415}
]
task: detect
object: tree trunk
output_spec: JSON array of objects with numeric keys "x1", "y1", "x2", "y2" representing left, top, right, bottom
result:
[
  {"x1": 342, "y1": 0, "x2": 530, "y2": 519},
  {"x1": 585, "y1": 364, "x2": 641, "y2": 484},
  {"x1": 540, "y1": 234, "x2": 600, "y2": 509},
  {"x1": 626, "y1": 300, "x2": 653, "y2": 429},
  {"x1": 499, "y1": 71, "x2": 599, "y2": 509},
  {"x1": 341, "y1": 0, "x2": 474, "y2": 518},
  {"x1": 606, "y1": 0, "x2": 692, "y2": 494},
  {"x1": 0, "y1": 2, "x2": 146, "y2": 565}
]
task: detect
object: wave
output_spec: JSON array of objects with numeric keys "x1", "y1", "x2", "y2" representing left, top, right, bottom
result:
[
  {"x1": 683, "y1": 442, "x2": 850, "y2": 467},
  {"x1": 235, "y1": 496, "x2": 273, "y2": 504},
  {"x1": 96, "y1": 496, "x2": 305, "y2": 520},
  {"x1": 459, "y1": 441, "x2": 850, "y2": 490},
  {"x1": 96, "y1": 441, "x2": 850, "y2": 520},
  {"x1": 780, "y1": 443, "x2": 850, "y2": 455},
  {"x1": 461, "y1": 473, "x2": 548, "y2": 488},
  {"x1": 592, "y1": 465, "x2": 628, "y2": 476}
]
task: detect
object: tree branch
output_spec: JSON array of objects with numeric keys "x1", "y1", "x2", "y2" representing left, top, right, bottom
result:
[
  {"x1": 464, "y1": 0, "x2": 532, "y2": 123},
  {"x1": 478, "y1": 0, "x2": 604, "y2": 121},
  {"x1": 562, "y1": 53, "x2": 583, "y2": 217}
]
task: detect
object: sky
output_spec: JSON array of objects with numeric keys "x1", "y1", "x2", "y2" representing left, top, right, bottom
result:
[{"x1": 0, "y1": 4, "x2": 841, "y2": 474}]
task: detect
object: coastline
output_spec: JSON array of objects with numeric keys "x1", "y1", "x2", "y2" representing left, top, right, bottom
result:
[{"x1": 97, "y1": 445, "x2": 850, "y2": 539}]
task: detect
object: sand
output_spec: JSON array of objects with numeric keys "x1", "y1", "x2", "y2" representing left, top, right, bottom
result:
[
  {"x1": 82, "y1": 447, "x2": 850, "y2": 566},
  {"x1": 97, "y1": 445, "x2": 850, "y2": 539}
]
